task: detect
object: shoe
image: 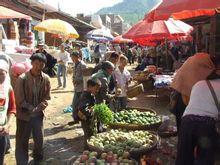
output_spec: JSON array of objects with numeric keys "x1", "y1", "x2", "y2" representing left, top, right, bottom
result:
[{"x1": 56, "y1": 85, "x2": 62, "y2": 89}]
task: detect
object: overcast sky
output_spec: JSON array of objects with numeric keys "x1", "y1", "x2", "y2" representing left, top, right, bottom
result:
[{"x1": 45, "y1": 0, "x2": 122, "y2": 16}]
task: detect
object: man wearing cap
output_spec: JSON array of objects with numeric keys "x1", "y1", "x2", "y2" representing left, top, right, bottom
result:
[
  {"x1": 15, "y1": 53, "x2": 51, "y2": 165},
  {"x1": 0, "y1": 60, "x2": 16, "y2": 165},
  {"x1": 70, "y1": 50, "x2": 87, "y2": 123},
  {"x1": 57, "y1": 43, "x2": 70, "y2": 89},
  {"x1": 36, "y1": 41, "x2": 57, "y2": 77}
]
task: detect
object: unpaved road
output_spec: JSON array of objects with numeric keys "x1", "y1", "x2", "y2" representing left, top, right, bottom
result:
[{"x1": 5, "y1": 65, "x2": 177, "y2": 165}]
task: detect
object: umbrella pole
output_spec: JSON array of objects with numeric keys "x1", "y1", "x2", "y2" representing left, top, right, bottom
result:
[{"x1": 165, "y1": 38, "x2": 169, "y2": 71}]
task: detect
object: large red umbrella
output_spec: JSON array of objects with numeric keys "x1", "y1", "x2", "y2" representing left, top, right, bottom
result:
[
  {"x1": 112, "y1": 35, "x2": 133, "y2": 43},
  {"x1": 145, "y1": 0, "x2": 220, "y2": 22},
  {"x1": 132, "y1": 38, "x2": 158, "y2": 46},
  {"x1": 123, "y1": 18, "x2": 193, "y2": 40},
  {"x1": 0, "y1": 6, "x2": 31, "y2": 20}
]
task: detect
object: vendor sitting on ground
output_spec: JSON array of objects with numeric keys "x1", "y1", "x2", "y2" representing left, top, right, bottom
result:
[{"x1": 76, "y1": 78, "x2": 101, "y2": 149}]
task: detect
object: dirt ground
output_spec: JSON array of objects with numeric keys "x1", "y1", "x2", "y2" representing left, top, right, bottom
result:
[{"x1": 5, "y1": 64, "x2": 177, "y2": 165}]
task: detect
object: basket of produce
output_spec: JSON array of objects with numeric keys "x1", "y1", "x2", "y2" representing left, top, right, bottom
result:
[
  {"x1": 133, "y1": 72, "x2": 149, "y2": 82},
  {"x1": 109, "y1": 109, "x2": 162, "y2": 130},
  {"x1": 74, "y1": 150, "x2": 138, "y2": 164},
  {"x1": 82, "y1": 67, "x2": 94, "y2": 76},
  {"x1": 127, "y1": 107, "x2": 156, "y2": 113},
  {"x1": 87, "y1": 130, "x2": 159, "y2": 158},
  {"x1": 127, "y1": 84, "x2": 144, "y2": 98}
]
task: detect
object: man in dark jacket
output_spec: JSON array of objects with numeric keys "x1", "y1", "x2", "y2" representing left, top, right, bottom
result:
[{"x1": 35, "y1": 41, "x2": 57, "y2": 77}]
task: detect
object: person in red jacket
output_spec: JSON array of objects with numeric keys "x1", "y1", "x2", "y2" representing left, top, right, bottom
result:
[{"x1": 0, "y1": 60, "x2": 16, "y2": 165}]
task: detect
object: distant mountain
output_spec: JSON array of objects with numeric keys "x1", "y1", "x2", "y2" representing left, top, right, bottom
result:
[{"x1": 97, "y1": 0, "x2": 160, "y2": 25}]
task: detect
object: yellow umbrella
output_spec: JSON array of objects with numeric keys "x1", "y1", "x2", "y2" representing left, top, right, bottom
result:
[{"x1": 34, "y1": 19, "x2": 79, "y2": 38}]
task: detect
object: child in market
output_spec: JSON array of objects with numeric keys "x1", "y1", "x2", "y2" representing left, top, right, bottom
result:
[
  {"x1": 76, "y1": 78, "x2": 101, "y2": 149},
  {"x1": 113, "y1": 55, "x2": 132, "y2": 111}
]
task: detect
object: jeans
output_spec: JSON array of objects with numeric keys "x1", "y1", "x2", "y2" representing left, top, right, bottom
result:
[
  {"x1": 57, "y1": 64, "x2": 67, "y2": 88},
  {"x1": 71, "y1": 92, "x2": 82, "y2": 121},
  {"x1": 176, "y1": 115, "x2": 218, "y2": 165},
  {"x1": 0, "y1": 136, "x2": 6, "y2": 165},
  {"x1": 115, "y1": 97, "x2": 127, "y2": 111},
  {"x1": 16, "y1": 116, "x2": 44, "y2": 165}
]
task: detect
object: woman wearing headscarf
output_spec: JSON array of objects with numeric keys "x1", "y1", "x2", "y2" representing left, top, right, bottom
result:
[{"x1": 0, "y1": 60, "x2": 16, "y2": 165}]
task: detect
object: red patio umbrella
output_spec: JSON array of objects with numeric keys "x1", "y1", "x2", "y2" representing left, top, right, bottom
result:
[
  {"x1": 132, "y1": 38, "x2": 158, "y2": 46},
  {"x1": 0, "y1": 6, "x2": 32, "y2": 20},
  {"x1": 132, "y1": 34, "x2": 192, "y2": 46},
  {"x1": 123, "y1": 18, "x2": 193, "y2": 40},
  {"x1": 145, "y1": 0, "x2": 220, "y2": 22},
  {"x1": 112, "y1": 35, "x2": 133, "y2": 43}
]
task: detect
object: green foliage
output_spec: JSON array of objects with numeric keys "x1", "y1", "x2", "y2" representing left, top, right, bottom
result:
[
  {"x1": 93, "y1": 103, "x2": 113, "y2": 124},
  {"x1": 97, "y1": 0, "x2": 160, "y2": 25}
]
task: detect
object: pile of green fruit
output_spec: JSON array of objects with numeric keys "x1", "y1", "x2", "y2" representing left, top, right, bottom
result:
[
  {"x1": 113, "y1": 109, "x2": 161, "y2": 126},
  {"x1": 74, "y1": 150, "x2": 137, "y2": 165},
  {"x1": 88, "y1": 130, "x2": 156, "y2": 156}
]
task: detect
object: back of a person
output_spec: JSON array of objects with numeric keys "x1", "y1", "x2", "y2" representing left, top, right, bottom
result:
[{"x1": 183, "y1": 79, "x2": 220, "y2": 119}]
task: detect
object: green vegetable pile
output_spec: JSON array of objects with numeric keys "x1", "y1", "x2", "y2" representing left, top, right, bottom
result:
[
  {"x1": 113, "y1": 109, "x2": 161, "y2": 126},
  {"x1": 93, "y1": 103, "x2": 113, "y2": 125},
  {"x1": 88, "y1": 130, "x2": 155, "y2": 156}
]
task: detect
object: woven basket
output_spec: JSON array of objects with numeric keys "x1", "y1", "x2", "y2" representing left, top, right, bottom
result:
[
  {"x1": 129, "y1": 132, "x2": 159, "y2": 156},
  {"x1": 87, "y1": 131, "x2": 159, "y2": 158},
  {"x1": 87, "y1": 142, "x2": 105, "y2": 153},
  {"x1": 109, "y1": 121, "x2": 162, "y2": 131},
  {"x1": 127, "y1": 107, "x2": 156, "y2": 114},
  {"x1": 82, "y1": 67, "x2": 94, "y2": 76},
  {"x1": 127, "y1": 84, "x2": 144, "y2": 98},
  {"x1": 109, "y1": 107, "x2": 162, "y2": 131}
]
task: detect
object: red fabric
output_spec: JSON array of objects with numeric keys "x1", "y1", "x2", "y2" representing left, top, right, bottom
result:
[
  {"x1": 0, "y1": 6, "x2": 31, "y2": 20},
  {"x1": 122, "y1": 18, "x2": 193, "y2": 41},
  {"x1": 112, "y1": 35, "x2": 133, "y2": 43},
  {"x1": 0, "y1": 89, "x2": 16, "y2": 115},
  {"x1": 145, "y1": 0, "x2": 220, "y2": 22},
  {"x1": 132, "y1": 38, "x2": 158, "y2": 46}
]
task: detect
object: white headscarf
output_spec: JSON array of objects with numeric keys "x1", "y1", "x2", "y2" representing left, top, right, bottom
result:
[
  {"x1": 0, "y1": 60, "x2": 10, "y2": 99},
  {"x1": 0, "y1": 60, "x2": 9, "y2": 73}
]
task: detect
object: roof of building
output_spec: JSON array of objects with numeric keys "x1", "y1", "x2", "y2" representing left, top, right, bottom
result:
[{"x1": 46, "y1": 11, "x2": 96, "y2": 30}]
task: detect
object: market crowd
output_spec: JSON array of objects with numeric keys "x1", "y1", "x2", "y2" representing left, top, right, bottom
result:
[{"x1": 0, "y1": 40, "x2": 219, "y2": 165}]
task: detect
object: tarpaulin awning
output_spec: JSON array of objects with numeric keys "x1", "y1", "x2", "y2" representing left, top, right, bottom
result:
[
  {"x1": 0, "y1": 6, "x2": 32, "y2": 20},
  {"x1": 145, "y1": 0, "x2": 220, "y2": 22}
]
